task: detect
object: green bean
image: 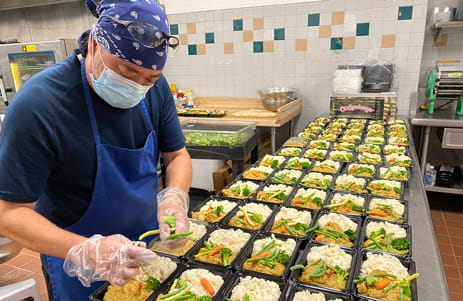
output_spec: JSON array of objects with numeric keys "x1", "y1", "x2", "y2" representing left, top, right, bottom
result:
[
  {"x1": 167, "y1": 231, "x2": 193, "y2": 240},
  {"x1": 383, "y1": 282, "x2": 398, "y2": 293},
  {"x1": 314, "y1": 230, "x2": 340, "y2": 243}
]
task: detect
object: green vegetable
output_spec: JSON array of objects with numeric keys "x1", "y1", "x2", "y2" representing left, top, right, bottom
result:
[
  {"x1": 276, "y1": 251, "x2": 290, "y2": 264},
  {"x1": 250, "y1": 213, "x2": 263, "y2": 224},
  {"x1": 163, "y1": 216, "x2": 177, "y2": 228},
  {"x1": 295, "y1": 223, "x2": 309, "y2": 232},
  {"x1": 271, "y1": 160, "x2": 279, "y2": 167},
  {"x1": 349, "y1": 203, "x2": 364, "y2": 212},
  {"x1": 343, "y1": 229, "x2": 356, "y2": 241},
  {"x1": 365, "y1": 275, "x2": 378, "y2": 286},
  {"x1": 335, "y1": 265, "x2": 349, "y2": 286},
  {"x1": 166, "y1": 231, "x2": 193, "y2": 240},
  {"x1": 290, "y1": 264, "x2": 307, "y2": 271},
  {"x1": 213, "y1": 205, "x2": 224, "y2": 217},
  {"x1": 370, "y1": 228, "x2": 386, "y2": 240},
  {"x1": 145, "y1": 276, "x2": 160, "y2": 290},
  {"x1": 196, "y1": 297, "x2": 212, "y2": 301},
  {"x1": 220, "y1": 247, "x2": 233, "y2": 266},
  {"x1": 383, "y1": 282, "x2": 398, "y2": 292},
  {"x1": 399, "y1": 278, "x2": 412, "y2": 297},
  {"x1": 312, "y1": 197, "x2": 323, "y2": 206},
  {"x1": 244, "y1": 293, "x2": 251, "y2": 301},
  {"x1": 391, "y1": 237, "x2": 410, "y2": 250}
]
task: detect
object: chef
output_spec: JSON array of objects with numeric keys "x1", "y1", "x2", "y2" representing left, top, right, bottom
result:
[{"x1": 0, "y1": 0, "x2": 192, "y2": 300}]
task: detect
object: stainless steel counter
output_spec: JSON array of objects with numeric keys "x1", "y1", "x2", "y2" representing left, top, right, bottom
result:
[{"x1": 412, "y1": 109, "x2": 463, "y2": 127}]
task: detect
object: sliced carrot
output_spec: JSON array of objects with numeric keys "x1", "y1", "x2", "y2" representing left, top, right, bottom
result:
[
  {"x1": 280, "y1": 224, "x2": 286, "y2": 233},
  {"x1": 370, "y1": 210, "x2": 387, "y2": 217},
  {"x1": 251, "y1": 251, "x2": 271, "y2": 259},
  {"x1": 139, "y1": 282, "x2": 144, "y2": 289},
  {"x1": 325, "y1": 268, "x2": 334, "y2": 275},
  {"x1": 319, "y1": 164, "x2": 324, "y2": 168},
  {"x1": 315, "y1": 235, "x2": 323, "y2": 241},
  {"x1": 200, "y1": 278, "x2": 215, "y2": 296},
  {"x1": 336, "y1": 145, "x2": 341, "y2": 150},
  {"x1": 294, "y1": 199, "x2": 302, "y2": 204},
  {"x1": 376, "y1": 279, "x2": 391, "y2": 290},
  {"x1": 208, "y1": 244, "x2": 224, "y2": 257},
  {"x1": 350, "y1": 184, "x2": 357, "y2": 189},
  {"x1": 206, "y1": 207, "x2": 213, "y2": 212}
]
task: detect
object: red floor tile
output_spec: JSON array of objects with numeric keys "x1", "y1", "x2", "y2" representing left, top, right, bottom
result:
[
  {"x1": 434, "y1": 225, "x2": 449, "y2": 235},
  {"x1": 456, "y1": 256, "x2": 463, "y2": 268},
  {"x1": 451, "y1": 291, "x2": 463, "y2": 301},
  {"x1": 447, "y1": 277, "x2": 463, "y2": 293},
  {"x1": 444, "y1": 265, "x2": 461, "y2": 279},
  {"x1": 436, "y1": 234, "x2": 451, "y2": 245},
  {"x1": 452, "y1": 237, "x2": 463, "y2": 247},
  {"x1": 439, "y1": 243, "x2": 455, "y2": 255},
  {"x1": 442, "y1": 254, "x2": 458, "y2": 266}
]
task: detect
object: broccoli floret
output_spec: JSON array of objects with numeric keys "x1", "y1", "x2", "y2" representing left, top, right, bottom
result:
[
  {"x1": 220, "y1": 247, "x2": 233, "y2": 266},
  {"x1": 213, "y1": 205, "x2": 224, "y2": 217},
  {"x1": 276, "y1": 251, "x2": 290, "y2": 264},
  {"x1": 343, "y1": 229, "x2": 356, "y2": 241},
  {"x1": 391, "y1": 237, "x2": 410, "y2": 250},
  {"x1": 295, "y1": 223, "x2": 309, "y2": 232},
  {"x1": 163, "y1": 216, "x2": 176, "y2": 228},
  {"x1": 370, "y1": 228, "x2": 386, "y2": 240},
  {"x1": 197, "y1": 297, "x2": 212, "y2": 301},
  {"x1": 145, "y1": 276, "x2": 160, "y2": 290},
  {"x1": 312, "y1": 197, "x2": 323, "y2": 206}
]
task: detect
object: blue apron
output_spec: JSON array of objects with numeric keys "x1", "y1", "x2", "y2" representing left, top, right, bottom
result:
[{"x1": 44, "y1": 57, "x2": 159, "y2": 301}]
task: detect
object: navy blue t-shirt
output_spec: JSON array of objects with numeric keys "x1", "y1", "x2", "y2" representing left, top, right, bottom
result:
[{"x1": 0, "y1": 52, "x2": 185, "y2": 228}]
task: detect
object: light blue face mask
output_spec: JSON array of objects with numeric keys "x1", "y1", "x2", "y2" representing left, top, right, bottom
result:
[{"x1": 90, "y1": 47, "x2": 152, "y2": 109}]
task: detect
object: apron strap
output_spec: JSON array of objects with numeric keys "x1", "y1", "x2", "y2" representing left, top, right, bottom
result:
[
  {"x1": 140, "y1": 100, "x2": 154, "y2": 132},
  {"x1": 80, "y1": 57, "x2": 102, "y2": 146}
]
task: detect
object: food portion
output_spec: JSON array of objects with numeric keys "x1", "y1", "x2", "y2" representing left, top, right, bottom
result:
[
  {"x1": 348, "y1": 163, "x2": 376, "y2": 177},
  {"x1": 370, "y1": 120, "x2": 386, "y2": 126},
  {"x1": 151, "y1": 221, "x2": 207, "y2": 256},
  {"x1": 388, "y1": 120, "x2": 405, "y2": 126},
  {"x1": 291, "y1": 188, "x2": 327, "y2": 209},
  {"x1": 327, "y1": 122, "x2": 346, "y2": 129},
  {"x1": 368, "y1": 124, "x2": 385, "y2": 131},
  {"x1": 387, "y1": 130, "x2": 408, "y2": 138},
  {"x1": 242, "y1": 166, "x2": 274, "y2": 181},
  {"x1": 191, "y1": 199, "x2": 237, "y2": 223},
  {"x1": 271, "y1": 207, "x2": 312, "y2": 237},
  {"x1": 385, "y1": 154, "x2": 412, "y2": 167},
  {"x1": 312, "y1": 160, "x2": 340, "y2": 174},
  {"x1": 284, "y1": 157, "x2": 312, "y2": 170},
  {"x1": 185, "y1": 132, "x2": 247, "y2": 147},
  {"x1": 155, "y1": 268, "x2": 224, "y2": 301},
  {"x1": 311, "y1": 213, "x2": 357, "y2": 247},
  {"x1": 300, "y1": 173, "x2": 333, "y2": 190},
  {"x1": 334, "y1": 175, "x2": 367, "y2": 194},
  {"x1": 284, "y1": 137, "x2": 307, "y2": 148},
  {"x1": 364, "y1": 221, "x2": 410, "y2": 256},
  {"x1": 368, "y1": 180, "x2": 402, "y2": 199},
  {"x1": 104, "y1": 254, "x2": 177, "y2": 301},
  {"x1": 194, "y1": 228, "x2": 251, "y2": 266},
  {"x1": 344, "y1": 129, "x2": 363, "y2": 136},
  {"x1": 388, "y1": 124, "x2": 407, "y2": 132},
  {"x1": 299, "y1": 131, "x2": 317, "y2": 140},
  {"x1": 365, "y1": 137, "x2": 385, "y2": 145},
  {"x1": 278, "y1": 147, "x2": 302, "y2": 157},
  {"x1": 222, "y1": 181, "x2": 260, "y2": 199},
  {"x1": 347, "y1": 123, "x2": 365, "y2": 130},
  {"x1": 367, "y1": 129, "x2": 385, "y2": 137},
  {"x1": 305, "y1": 126, "x2": 323, "y2": 134},
  {"x1": 332, "y1": 142, "x2": 356, "y2": 151},
  {"x1": 259, "y1": 155, "x2": 286, "y2": 168},
  {"x1": 256, "y1": 184, "x2": 293, "y2": 204},
  {"x1": 324, "y1": 127, "x2": 342, "y2": 135},
  {"x1": 293, "y1": 290, "x2": 343, "y2": 301},
  {"x1": 304, "y1": 149, "x2": 327, "y2": 159},
  {"x1": 325, "y1": 193, "x2": 365, "y2": 215},
  {"x1": 316, "y1": 117, "x2": 330, "y2": 124},
  {"x1": 310, "y1": 140, "x2": 331, "y2": 149},
  {"x1": 338, "y1": 135, "x2": 361, "y2": 143},
  {"x1": 384, "y1": 145, "x2": 407, "y2": 155},
  {"x1": 380, "y1": 166, "x2": 408, "y2": 181},
  {"x1": 271, "y1": 169, "x2": 302, "y2": 185},
  {"x1": 229, "y1": 276, "x2": 281, "y2": 301},
  {"x1": 356, "y1": 144, "x2": 381, "y2": 154},
  {"x1": 293, "y1": 244, "x2": 352, "y2": 291},
  {"x1": 329, "y1": 151, "x2": 354, "y2": 162},
  {"x1": 354, "y1": 253, "x2": 418, "y2": 301},
  {"x1": 242, "y1": 235, "x2": 296, "y2": 276},
  {"x1": 389, "y1": 137, "x2": 409, "y2": 146},
  {"x1": 358, "y1": 153, "x2": 383, "y2": 165},
  {"x1": 228, "y1": 203, "x2": 273, "y2": 230},
  {"x1": 368, "y1": 198, "x2": 405, "y2": 222},
  {"x1": 318, "y1": 134, "x2": 337, "y2": 141},
  {"x1": 332, "y1": 118, "x2": 348, "y2": 124}
]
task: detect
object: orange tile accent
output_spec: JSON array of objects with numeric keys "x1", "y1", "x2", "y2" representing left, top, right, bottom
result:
[
  {"x1": 381, "y1": 34, "x2": 396, "y2": 48},
  {"x1": 243, "y1": 30, "x2": 254, "y2": 42},
  {"x1": 319, "y1": 25, "x2": 331, "y2": 38},
  {"x1": 343, "y1": 37, "x2": 356, "y2": 49},
  {"x1": 179, "y1": 34, "x2": 188, "y2": 46},
  {"x1": 253, "y1": 17, "x2": 264, "y2": 30},
  {"x1": 224, "y1": 42, "x2": 234, "y2": 54},
  {"x1": 197, "y1": 44, "x2": 206, "y2": 55},
  {"x1": 332, "y1": 11, "x2": 345, "y2": 25},
  {"x1": 187, "y1": 23, "x2": 196, "y2": 34},
  {"x1": 434, "y1": 33, "x2": 448, "y2": 47},
  {"x1": 295, "y1": 39, "x2": 307, "y2": 52},
  {"x1": 264, "y1": 41, "x2": 274, "y2": 53}
]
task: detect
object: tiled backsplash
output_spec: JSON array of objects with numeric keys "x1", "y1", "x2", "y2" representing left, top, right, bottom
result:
[{"x1": 164, "y1": 0, "x2": 428, "y2": 129}]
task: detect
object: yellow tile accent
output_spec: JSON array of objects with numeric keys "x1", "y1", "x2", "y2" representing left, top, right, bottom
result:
[
  {"x1": 187, "y1": 23, "x2": 196, "y2": 34},
  {"x1": 319, "y1": 25, "x2": 331, "y2": 38},
  {"x1": 197, "y1": 44, "x2": 206, "y2": 55},
  {"x1": 343, "y1": 37, "x2": 356, "y2": 49},
  {"x1": 332, "y1": 11, "x2": 344, "y2": 25},
  {"x1": 224, "y1": 42, "x2": 234, "y2": 54},
  {"x1": 179, "y1": 34, "x2": 188, "y2": 45},
  {"x1": 243, "y1": 30, "x2": 254, "y2": 42},
  {"x1": 434, "y1": 34, "x2": 448, "y2": 47},
  {"x1": 264, "y1": 41, "x2": 274, "y2": 53},
  {"x1": 253, "y1": 17, "x2": 264, "y2": 30},
  {"x1": 295, "y1": 39, "x2": 307, "y2": 52},
  {"x1": 381, "y1": 34, "x2": 396, "y2": 48}
]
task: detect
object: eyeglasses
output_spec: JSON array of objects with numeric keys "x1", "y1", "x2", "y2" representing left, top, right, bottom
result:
[{"x1": 100, "y1": 14, "x2": 179, "y2": 56}]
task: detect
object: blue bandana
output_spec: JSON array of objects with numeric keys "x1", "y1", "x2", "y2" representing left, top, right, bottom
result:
[{"x1": 84, "y1": 0, "x2": 169, "y2": 71}]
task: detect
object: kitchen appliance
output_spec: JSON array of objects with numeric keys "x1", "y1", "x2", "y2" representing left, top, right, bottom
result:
[
  {"x1": 426, "y1": 67, "x2": 463, "y2": 115},
  {"x1": 0, "y1": 39, "x2": 77, "y2": 113},
  {"x1": 361, "y1": 64, "x2": 394, "y2": 92},
  {"x1": 430, "y1": 6, "x2": 455, "y2": 25},
  {"x1": 258, "y1": 87, "x2": 298, "y2": 112}
]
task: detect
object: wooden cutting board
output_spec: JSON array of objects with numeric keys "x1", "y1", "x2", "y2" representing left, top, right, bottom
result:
[{"x1": 231, "y1": 110, "x2": 277, "y2": 117}]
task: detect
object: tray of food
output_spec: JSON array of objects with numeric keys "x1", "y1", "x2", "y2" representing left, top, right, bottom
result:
[
  {"x1": 255, "y1": 184, "x2": 294, "y2": 204},
  {"x1": 367, "y1": 197, "x2": 408, "y2": 224},
  {"x1": 379, "y1": 166, "x2": 409, "y2": 181},
  {"x1": 278, "y1": 147, "x2": 303, "y2": 157},
  {"x1": 219, "y1": 179, "x2": 261, "y2": 200},
  {"x1": 305, "y1": 126, "x2": 324, "y2": 134},
  {"x1": 333, "y1": 175, "x2": 368, "y2": 194},
  {"x1": 290, "y1": 187, "x2": 329, "y2": 210},
  {"x1": 283, "y1": 157, "x2": 312, "y2": 170},
  {"x1": 369, "y1": 120, "x2": 386, "y2": 126},
  {"x1": 328, "y1": 151, "x2": 355, "y2": 163},
  {"x1": 298, "y1": 131, "x2": 317, "y2": 141},
  {"x1": 324, "y1": 127, "x2": 343, "y2": 135},
  {"x1": 388, "y1": 137, "x2": 409, "y2": 147},
  {"x1": 346, "y1": 163, "x2": 377, "y2": 178},
  {"x1": 366, "y1": 129, "x2": 385, "y2": 138},
  {"x1": 304, "y1": 149, "x2": 328, "y2": 160},
  {"x1": 242, "y1": 165, "x2": 276, "y2": 181},
  {"x1": 308, "y1": 212, "x2": 361, "y2": 248},
  {"x1": 356, "y1": 144, "x2": 382, "y2": 154},
  {"x1": 317, "y1": 133, "x2": 338, "y2": 142},
  {"x1": 332, "y1": 142, "x2": 356, "y2": 152},
  {"x1": 338, "y1": 135, "x2": 362, "y2": 144},
  {"x1": 258, "y1": 154, "x2": 287, "y2": 168},
  {"x1": 323, "y1": 193, "x2": 366, "y2": 216},
  {"x1": 222, "y1": 273, "x2": 289, "y2": 301},
  {"x1": 357, "y1": 153, "x2": 383, "y2": 165},
  {"x1": 208, "y1": 109, "x2": 228, "y2": 117},
  {"x1": 367, "y1": 124, "x2": 385, "y2": 132},
  {"x1": 285, "y1": 284, "x2": 354, "y2": 301},
  {"x1": 315, "y1": 117, "x2": 330, "y2": 125},
  {"x1": 310, "y1": 140, "x2": 332, "y2": 150},
  {"x1": 367, "y1": 180, "x2": 404, "y2": 200},
  {"x1": 312, "y1": 160, "x2": 342, "y2": 174},
  {"x1": 383, "y1": 145, "x2": 408, "y2": 155},
  {"x1": 265, "y1": 206, "x2": 318, "y2": 239},
  {"x1": 347, "y1": 123, "x2": 366, "y2": 131},
  {"x1": 364, "y1": 137, "x2": 385, "y2": 145},
  {"x1": 300, "y1": 172, "x2": 334, "y2": 190},
  {"x1": 384, "y1": 154, "x2": 412, "y2": 168},
  {"x1": 221, "y1": 201, "x2": 276, "y2": 231},
  {"x1": 189, "y1": 197, "x2": 241, "y2": 224},
  {"x1": 284, "y1": 137, "x2": 308, "y2": 148},
  {"x1": 270, "y1": 169, "x2": 303, "y2": 185},
  {"x1": 344, "y1": 129, "x2": 363, "y2": 136}
]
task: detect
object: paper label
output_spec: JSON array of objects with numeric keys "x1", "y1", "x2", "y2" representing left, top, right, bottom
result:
[{"x1": 21, "y1": 45, "x2": 36, "y2": 52}]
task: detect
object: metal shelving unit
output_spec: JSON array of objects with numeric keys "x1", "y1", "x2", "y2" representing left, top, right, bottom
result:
[{"x1": 433, "y1": 21, "x2": 463, "y2": 43}]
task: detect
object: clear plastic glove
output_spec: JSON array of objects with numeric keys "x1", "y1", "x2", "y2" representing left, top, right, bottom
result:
[
  {"x1": 157, "y1": 186, "x2": 190, "y2": 249},
  {"x1": 63, "y1": 234, "x2": 157, "y2": 287}
]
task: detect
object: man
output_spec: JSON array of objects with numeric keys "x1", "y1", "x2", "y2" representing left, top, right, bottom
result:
[{"x1": 0, "y1": 0, "x2": 192, "y2": 300}]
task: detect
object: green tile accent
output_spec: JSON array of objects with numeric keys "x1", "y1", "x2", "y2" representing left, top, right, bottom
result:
[
  {"x1": 356, "y1": 23, "x2": 370, "y2": 36},
  {"x1": 308, "y1": 13, "x2": 320, "y2": 27},
  {"x1": 253, "y1": 41, "x2": 263, "y2": 53},
  {"x1": 188, "y1": 44, "x2": 197, "y2": 55},
  {"x1": 274, "y1": 28, "x2": 285, "y2": 40},
  {"x1": 233, "y1": 19, "x2": 243, "y2": 31},
  {"x1": 170, "y1": 24, "x2": 178, "y2": 35},
  {"x1": 330, "y1": 37, "x2": 343, "y2": 50},
  {"x1": 205, "y1": 32, "x2": 215, "y2": 44},
  {"x1": 398, "y1": 6, "x2": 413, "y2": 20}
]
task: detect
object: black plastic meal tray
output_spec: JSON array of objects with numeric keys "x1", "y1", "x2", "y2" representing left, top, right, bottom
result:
[
  {"x1": 241, "y1": 163, "x2": 278, "y2": 182},
  {"x1": 187, "y1": 196, "x2": 243, "y2": 225},
  {"x1": 285, "y1": 282, "x2": 354, "y2": 300},
  {"x1": 286, "y1": 187, "x2": 332, "y2": 210},
  {"x1": 252, "y1": 183, "x2": 297, "y2": 205},
  {"x1": 343, "y1": 162, "x2": 379, "y2": 179},
  {"x1": 220, "y1": 200, "x2": 279, "y2": 232},
  {"x1": 217, "y1": 176, "x2": 264, "y2": 201},
  {"x1": 365, "y1": 197, "x2": 409, "y2": 225},
  {"x1": 322, "y1": 191, "x2": 369, "y2": 218},
  {"x1": 298, "y1": 170, "x2": 336, "y2": 191}
]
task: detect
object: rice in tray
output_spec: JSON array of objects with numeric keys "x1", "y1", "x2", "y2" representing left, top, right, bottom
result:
[
  {"x1": 291, "y1": 188, "x2": 327, "y2": 209},
  {"x1": 300, "y1": 172, "x2": 333, "y2": 190},
  {"x1": 385, "y1": 154, "x2": 412, "y2": 167},
  {"x1": 297, "y1": 244, "x2": 352, "y2": 291},
  {"x1": 325, "y1": 193, "x2": 365, "y2": 215},
  {"x1": 329, "y1": 151, "x2": 354, "y2": 162},
  {"x1": 384, "y1": 145, "x2": 407, "y2": 155},
  {"x1": 299, "y1": 131, "x2": 317, "y2": 140},
  {"x1": 256, "y1": 184, "x2": 293, "y2": 204},
  {"x1": 243, "y1": 165, "x2": 275, "y2": 181},
  {"x1": 318, "y1": 133, "x2": 338, "y2": 141},
  {"x1": 370, "y1": 120, "x2": 386, "y2": 126},
  {"x1": 228, "y1": 202, "x2": 273, "y2": 230},
  {"x1": 191, "y1": 199, "x2": 237, "y2": 223},
  {"x1": 293, "y1": 290, "x2": 342, "y2": 301},
  {"x1": 363, "y1": 221, "x2": 410, "y2": 256},
  {"x1": 306, "y1": 126, "x2": 323, "y2": 134},
  {"x1": 338, "y1": 135, "x2": 361, "y2": 143},
  {"x1": 368, "y1": 198, "x2": 405, "y2": 222},
  {"x1": 389, "y1": 137, "x2": 409, "y2": 146},
  {"x1": 368, "y1": 124, "x2": 385, "y2": 131},
  {"x1": 344, "y1": 129, "x2": 363, "y2": 136},
  {"x1": 151, "y1": 221, "x2": 207, "y2": 256},
  {"x1": 314, "y1": 213, "x2": 357, "y2": 247},
  {"x1": 304, "y1": 149, "x2": 327, "y2": 159},
  {"x1": 229, "y1": 276, "x2": 281, "y2": 301},
  {"x1": 356, "y1": 144, "x2": 382, "y2": 154},
  {"x1": 284, "y1": 157, "x2": 311, "y2": 170},
  {"x1": 194, "y1": 228, "x2": 251, "y2": 266},
  {"x1": 358, "y1": 153, "x2": 383, "y2": 165},
  {"x1": 334, "y1": 175, "x2": 367, "y2": 194},
  {"x1": 332, "y1": 142, "x2": 356, "y2": 151},
  {"x1": 284, "y1": 137, "x2": 307, "y2": 148},
  {"x1": 270, "y1": 207, "x2": 312, "y2": 237},
  {"x1": 312, "y1": 160, "x2": 340, "y2": 174},
  {"x1": 104, "y1": 254, "x2": 177, "y2": 301},
  {"x1": 348, "y1": 163, "x2": 376, "y2": 177},
  {"x1": 324, "y1": 127, "x2": 343, "y2": 135},
  {"x1": 271, "y1": 169, "x2": 302, "y2": 185},
  {"x1": 222, "y1": 180, "x2": 260, "y2": 199},
  {"x1": 259, "y1": 155, "x2": 286, "y2": 168},
  {"x1": 380, "y1": 166, "x2": 408, "y2": 181},
  {"x1": 365, "y1": 137, "x2": 385, "y2": 145},
  {"x1": 242, "y1": 235, "x2": 296, "y2": 276},
  {"x1": 278, "y1": 147, "x2": 302, "y2": 157},
  {"x1": 310, "y1": 140, "x2": 331, "y2": 149},
  {"x1": 366, "y1": 129, "x2": 385, "y2": 137},
  {"x1": 368, "y1": 180, "x2": 402, "y2": 199}
]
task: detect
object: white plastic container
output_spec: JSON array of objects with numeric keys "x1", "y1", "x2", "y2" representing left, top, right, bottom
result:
[{"x1": 424, "y1": 164, "x2": 437, "y2": 186}]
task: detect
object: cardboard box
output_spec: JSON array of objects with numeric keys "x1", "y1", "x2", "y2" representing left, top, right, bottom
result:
[{"x1": 213, "y1": 164, "x2": 233, "y2": 191}]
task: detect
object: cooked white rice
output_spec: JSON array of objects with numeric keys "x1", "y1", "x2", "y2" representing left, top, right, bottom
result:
[
  {"x1": 261, "y1": 155, "x2": 286, "y2": 164},
  {"x1": 335, "y1": 174, "x2": 366, "y2": 186},
  {"x1": 252, "y1": 234, "x2": 296, "y2": 256},
  {"x1": 340, "y1": 135, "x2": 361, "y2": 141},
  {"x1": 348, "y1": 164, "x2": 375, "y2": 172},
  {"x1": 329, "y1": 150, "x2": 353, "y2": 159},
  {"x1": 314, "y1": 160, "x2": 340, "y2": 170},
  {"x1": 294, "y1": 290, "x2": 342, "y2": 301},
  {"x1": 280, "y1": 147, "x2": 302, "y2": 153},
  {"x1": 199, "y1": 199, "x2": 237, "y2": 215},
  {"x1": 136, "y1": 254, "x2": 177, "y2": 282},
  {"x1": 238, "y1": 202, "x2": 273, "y2": 221},
  {"x1": 295, "y1": 188, "x2": 327, "y2": 200},
  {"x1": 369, "y1": 198, "x2": 405, "y2": 216},
  {"x1": 386, "y1": 154, "x2": 411, "y2": 163},
  {"x1": 360, "y1": 253, "x2": 409, "y2": 279},
  {"x1": 380, "y1": 166, "x2": 407, "y2": 176},
  {"x1": 303, "y1": 172, "x2": 333, "y2": 182},
  {"x1": 370, "y1": 180, "x2": 401, "y2": 189},
  {"x1": 273, "y1": 169, "x2": 303, "y2": 179},
  {"x1": 366, "y1": 221, "x2": 406, "y2": 239},
  {"x1": 208, "y1": 229, "x2": 251, "y2": 253},
  {"x1": 365, "y1": 137, "x2": 384, "y2": 144},
  {"x1": 318, "y1": 213, "x2": 357, "y2": 232},
  {"x1": 287, "y1": 157, "x2": 311, "y2": 165},
  {"x1": 389, "y1": 137, "x2": 408, "y2": 144},
  {"x1": 188, "y1": 221, "x2": 208, "y2": 241},
  {"x1": 230, "y1": 181, "x2": 260, "y2": 192},
  {"x1": 248, "y1": 165, "x2": 275, "y2": 174},
  {"x1": 230, "y1": 276, "x2": 281, "y2": 301},
  {"x1": 388, "y1": 120, "x2": 405, "y2": 125},
  {"x1": 332, "y1": 193, "x2": 365, "y2": 206},
  {"x1": 274, "y1": 207, "x2": 312, "y2": 225},
  {"x1": 262, "y1": 184, "x2": 293, "y2": 196},
  {"x1": 384, "y1": 145, "x2": 406, "y2": 153},
  {"x1": 180, "y1": 268, "x2": 224, "y2": 297},
  {"x1": 358, "y1": 153, "x2": 381, "y2": 161},
  {"x1": 310, "y1": 140, "x2": 331, "y2": 148},
  {"x1": 307, "y1": 244, "x2": 352, "y2": 271},
  {"x1": 305, "y1": 149, "x2": 327, "y2": 156},
  {"x1": 368, "y1": 124, "x2": 385, "y2": 130}
]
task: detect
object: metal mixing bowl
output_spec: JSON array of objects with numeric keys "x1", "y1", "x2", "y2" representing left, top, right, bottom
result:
[{"x1": 258, "y1": 87, "x2": 298, "y2": 112}]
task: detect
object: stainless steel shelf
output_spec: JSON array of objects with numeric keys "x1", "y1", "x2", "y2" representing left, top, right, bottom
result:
[
  {"x1": 424, "y1": 179, "x2": 463, "y2": 195},
  {"x1": 433, "y1": 21, "x2": 463, "y2": 28}
]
